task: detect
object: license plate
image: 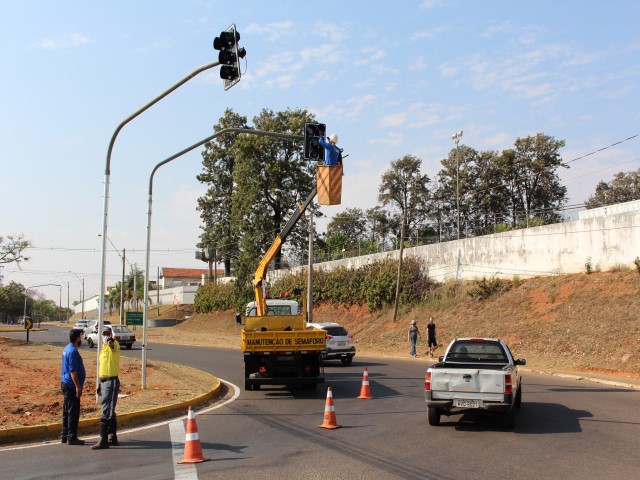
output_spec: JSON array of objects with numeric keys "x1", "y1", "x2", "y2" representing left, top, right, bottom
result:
[
  {"x1": 454, "y1": 399, "x2": 482, "y2": 408},
  {"x1": 336, "y1": 342, "x2": 345, "y2": 347}
]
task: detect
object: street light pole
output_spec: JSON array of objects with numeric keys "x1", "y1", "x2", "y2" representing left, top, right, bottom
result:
[
  {"x1": 97, "y1": 60, "x2": 220, "y2": 400},
  {"x1": 23, "y1": 283, "x2": 61, "y2": 342},
  {"x1": 451, "y1": 130, "x2": 463, "y2": 240},
  {"x1": 141, "y1": 127, "x2": 305, "y2": 389},
  {"x1": 69, "y1": 271, "x2": 85, "y2": 319}
]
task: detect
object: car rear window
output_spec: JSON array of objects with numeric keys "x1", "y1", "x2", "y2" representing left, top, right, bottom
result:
[
  {"x1": 447, "y1": 340, "x2": 507, "y2": 363},
  {"x1": 324, "y1": 326, "x2": 349, "y2": 337}
]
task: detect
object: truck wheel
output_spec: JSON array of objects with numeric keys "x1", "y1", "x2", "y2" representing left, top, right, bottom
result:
[
  {"x1": 341, "y1": 355, "x2": 353, "y2": 366},
  {"x1": 88, "y1": 338, "x2": 94, "y2": 348},
  {"x1": 126, "y1": 344, "x2": 132, "y2": 350},
  {"x1": 515, "y1": 385, "x2": 522, "y2": 408},
  {"x1": 428, "y1": 407, "x2": 441, "y2": 426}
]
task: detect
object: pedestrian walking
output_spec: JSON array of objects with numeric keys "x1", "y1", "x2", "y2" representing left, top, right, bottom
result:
[
  {"x1": 60, "y1": 328, "x2": 86, "y2": 445},
  {"x1": 427, "y1": 316, "x2": 437, "y2": 358},
  {"x1": 92, "y1": 327, "x2": 121, "y2": 449},
  {"x1": 407, "y1": 319, "x2": 421, "y2": 357}
]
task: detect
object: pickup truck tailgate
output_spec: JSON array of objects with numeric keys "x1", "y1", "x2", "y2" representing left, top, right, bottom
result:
[{"x1": 431, "y1": 368, "x2": 505, "y2": 398}]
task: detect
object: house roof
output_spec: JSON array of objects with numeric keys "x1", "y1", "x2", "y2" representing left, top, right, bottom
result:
[{"x1": 161, "y1": 267, "x2": 223, "y2": 278}]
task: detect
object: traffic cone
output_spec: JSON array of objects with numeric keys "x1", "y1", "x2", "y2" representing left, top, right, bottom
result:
[
  {"x1": 177, "y1": 407, "x2": 210, "y2": 464},
  {"x1": 319, "y1": 387, "x2": 341, "y2": 429},
  {"x1": 357, "y1": 367, "x2": 373, "y2": 399}
]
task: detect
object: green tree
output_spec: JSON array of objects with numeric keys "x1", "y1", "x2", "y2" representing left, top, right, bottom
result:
[
  {"x1": 230, "y1": 108, "x2": 318, "y2": 286},
  {"x1": 196, "y1": 109, "x2": 248, "y2": 277},
  {"x1": 0, "y1": 234, "x2": 31, "y2": 267},
  {"x1": 378, "y1": 155, "x2": 431, "y2": 234},
  {"x1": 585, "y1": 169, "x2": 640, "y2": 209},
  {"x1": 512, "y1": 133, "x2": 567, "y2": 225},
  {"x1": 0, "y1": 281, "x2": 27, "y2": 321},
  {"x1": 435, "y1": 145, "x2": 479, "y2": 239},
  {"x1": 326, "y1": 208, "x2": 367, "y2": 245}
]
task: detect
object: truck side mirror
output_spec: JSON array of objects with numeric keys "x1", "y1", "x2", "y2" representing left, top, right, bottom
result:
[
  {"x1": 515, "y1": 358, "x2": 526, "y2": 366},
  {"x1": 438, "y1": 355, "x2": 444, "y2": 362},
  {"x1": 235, "y1": 312, "x2": 243, "y2": 326}
]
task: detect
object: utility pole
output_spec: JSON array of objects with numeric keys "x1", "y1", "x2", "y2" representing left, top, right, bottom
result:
[
  {"x1": 120, "y1": 249, "x2": 125, "y2": 325},
  {"x1": 452, "y1": 130, "x2": 463, "y2": 240},
  {"x1": 392, "y1": 207, "x2": 407, "y2": 322},
  {"x1": 307, "y1": 209, "x2": 314, "y2": 323}
]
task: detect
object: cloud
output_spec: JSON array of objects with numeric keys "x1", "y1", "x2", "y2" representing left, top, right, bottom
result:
[
  {"x1": 481, "y1": 21, "x2": 514, "y2": 38},
  {"x1": 409, "y1": 56, "x2": 427, "y2": 71},
  {"x1": 244, "y1": 21, "x2": 294, "y2": 41},
  {"x1": 34, "y1": 33, "x2": 91, "y2": 49},
  {"x1": 355, "y1": 47, "x2": 386, "y2": 66},
  {"x1": 419, "y1": 0, "x2": 447, "y2": 8},
  {"x1": 369, "y1": 132, "x2": 405, "y2": 147},
  {"x1": 379, "y1": 103, "x2": 469, "y2": 130},
  {"x1": 314, "y1": 23, "x2": 348, "y2": 43},
  {"x1": 411, "y1": 26, "x2": 448, "y2": 41}
]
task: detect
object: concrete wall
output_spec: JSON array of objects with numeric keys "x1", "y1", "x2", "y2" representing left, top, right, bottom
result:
[
  {"x1": 74, "y1": 286, "x2": 200, "y2": 314},
  {"x1": 270, "y1": 209, "x2": 640, "y2": 282}
]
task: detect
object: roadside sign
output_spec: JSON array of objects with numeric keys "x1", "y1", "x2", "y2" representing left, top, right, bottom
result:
[
  {"x1": 24, "y1": 318, "x2": 33, "y2": 330},
  {"x1": 126, "y1": 312, "x2": 143, "y2": 326}
]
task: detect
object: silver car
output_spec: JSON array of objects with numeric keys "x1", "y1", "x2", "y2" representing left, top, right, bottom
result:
[{"x1": 307, "y1": 322, "x2": 356, "y2": 365}]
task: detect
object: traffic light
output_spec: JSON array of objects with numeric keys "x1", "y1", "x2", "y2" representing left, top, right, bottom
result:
[
  {"x1": 213, "y1": 24, "x2": 246, "y2": 91},
  {"x1": 304, "y1": 122, "x2": 326, "y2": 160}
]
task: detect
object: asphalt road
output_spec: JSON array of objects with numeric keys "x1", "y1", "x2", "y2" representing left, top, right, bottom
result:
[{"x1": 2, "y1": 326, "x2": 639, "y2": 480}]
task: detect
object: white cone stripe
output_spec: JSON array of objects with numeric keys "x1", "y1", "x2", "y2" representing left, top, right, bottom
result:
[
  {"x1": 324, "y1": 405, "x2": 335, "y2": 412},
  {"x1": 362, "y1": 380, "x2": 369, "y2": 385},
  {"x1": 187, "y1": 410, "x2": 196, "y2": 419},
  {"x1": 185, "y1": 432, "x2": 199, "y2": 442}
]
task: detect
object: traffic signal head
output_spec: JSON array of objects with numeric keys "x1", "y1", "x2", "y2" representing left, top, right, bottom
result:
[
  {"x1": 304, "y1": 122, "x2": 326, "y2": 160},
  {"x1": 213, "y1": 24, "x2": 245, "y2": 90}
]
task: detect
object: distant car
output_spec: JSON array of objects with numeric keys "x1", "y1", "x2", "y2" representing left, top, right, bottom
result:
[
  {"x1": 83, "y1": 319, "x2": 111, "y2": 338},
  {"x1": 18, "y1": 316, "x2": 31, "y2": 326},
  {"x1": 74, "y1": 320, "x2": 89, "y2": 331},
  {"x1": 86, "y1": 324, "x2": 136, "y2": 350},
  {"x1": 307, "y1": 322, "x2": 356, "y2": 365}
]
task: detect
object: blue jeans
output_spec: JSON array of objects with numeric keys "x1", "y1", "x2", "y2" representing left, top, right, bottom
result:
[{"x1": 410, "y1": 336, "x2": 417, "y2": 356}]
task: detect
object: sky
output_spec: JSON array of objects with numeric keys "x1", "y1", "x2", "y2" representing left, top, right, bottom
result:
[{"x1": 1, "y1": 0, "x2": 639, "y2": 306}]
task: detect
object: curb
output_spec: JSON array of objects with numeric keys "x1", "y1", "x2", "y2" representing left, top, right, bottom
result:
[{"x1": 0, "y1": 376, "x2": 222, "y2": 445}]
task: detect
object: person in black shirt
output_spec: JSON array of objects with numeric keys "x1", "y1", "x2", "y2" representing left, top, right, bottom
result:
[{"x1": 427, "y1": 317, "x2": 437, "y2": 358}]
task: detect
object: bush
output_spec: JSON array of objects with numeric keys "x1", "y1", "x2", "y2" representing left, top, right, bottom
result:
[
  {"x1": 194, "y1": 282, "x2": 252, "y2": 313},
  {"x1": 467, "y1": 276, "x2": 512, "y2": 301}
]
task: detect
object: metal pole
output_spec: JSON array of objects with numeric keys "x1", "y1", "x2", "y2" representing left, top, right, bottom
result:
[
  {"x1": 452, "y1": 130, "x2": 463, "y2": 240},
  {"x1": 97, "y1": 60, "x2": 220, "y2": 399},
  {"x1": 141, "y1": 127, "x2": 305, "y2": 388},
  {"x1": 120, "y1": 249, "x2": 125, "y2": 325},
  {"x1": 81, "y1": 279, "x2": 85, "y2": 319},
  {"x1": 307, "y1": 209, "x2": 314, "y2": 323}
]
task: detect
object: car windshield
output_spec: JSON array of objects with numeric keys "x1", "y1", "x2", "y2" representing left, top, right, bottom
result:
[
  {"x1": 110, "y1": 325, "x2": 130, "y2": 334},
  {"x1": 447, "y1": 341, "x2": 507, "y2": 363},
  {"x1": 324, "y1": 326, "x2": 349, "y2": 337}
]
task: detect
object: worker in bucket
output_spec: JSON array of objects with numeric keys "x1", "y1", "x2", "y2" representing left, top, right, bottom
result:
[{"x1": 318, "y1": 133, "x2": 343, "y2": 166}]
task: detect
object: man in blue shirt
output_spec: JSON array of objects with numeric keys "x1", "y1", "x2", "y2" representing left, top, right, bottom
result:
[
  {"x1": 60, "y1": 328, "x2": 86, "y2": 445},
  {"x1": 318, "y1": 133, "x2": 343, "y2": 166}
]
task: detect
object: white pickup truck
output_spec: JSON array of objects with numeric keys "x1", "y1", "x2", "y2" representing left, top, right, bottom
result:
[{"x1": 424, "y1": 338, "x2": 525, "y2": 427}]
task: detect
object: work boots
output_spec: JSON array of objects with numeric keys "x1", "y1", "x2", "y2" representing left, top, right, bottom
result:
[
  {"x1": 91, "y1": 420, "x2": 110, "y2": 450},
  {"x1": 108, "y1": 417, "x2": 119, "y2": 446}
]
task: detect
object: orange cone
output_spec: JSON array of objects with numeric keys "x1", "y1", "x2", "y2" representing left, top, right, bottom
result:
[
  {"x1": 177, "y1": 407, "x2": 210, "y2": 464},
  {"x1": 357, "y1": 367, "x2": 373, "y2": 399},
  {"x1": 319, "y1": 387, "x2": 341, "y2": 429}
]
